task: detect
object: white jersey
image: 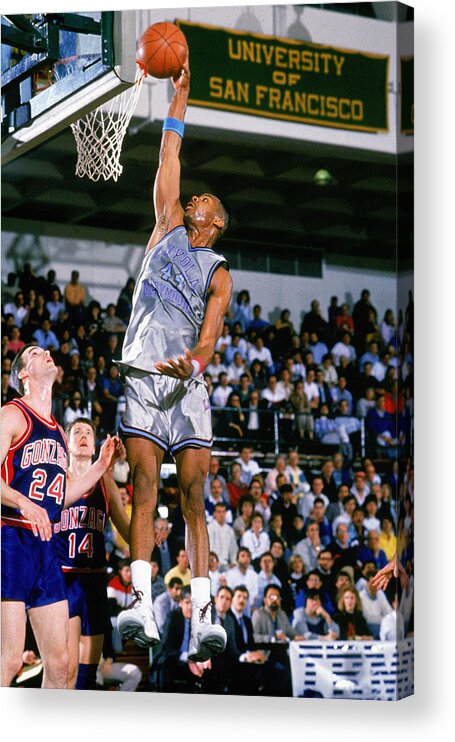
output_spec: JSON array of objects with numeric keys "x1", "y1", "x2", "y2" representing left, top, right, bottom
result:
[{"x1": 120, "y1": 226, "x2": 227, "y2": 373}]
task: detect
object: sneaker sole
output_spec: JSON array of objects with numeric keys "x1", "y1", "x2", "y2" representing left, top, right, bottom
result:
[
  {"x1": 118, "y1": 618, "x2": 160, "y2": 649},
  {"x1": 188, "y1": 634, "x2": 226, "y2": 662}
]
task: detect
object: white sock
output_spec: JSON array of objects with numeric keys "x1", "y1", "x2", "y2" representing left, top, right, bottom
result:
[
  {"x1": 191, "y1": 577, "x2": 211, "y2": 606},
  {"x1": 130, "y1": 560, "x2": 152, "y2": 602}
]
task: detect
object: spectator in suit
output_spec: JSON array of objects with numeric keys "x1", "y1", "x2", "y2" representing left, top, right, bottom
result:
[
  {"x1": 252, "y1": 585, "x2": 301, "y2": 644},
  {"x1": 153, "y1": 577, "x2": 184, "y2": 634},
  {"x1": 151, "y1": 588, "x2": 212, "y2": 693}
]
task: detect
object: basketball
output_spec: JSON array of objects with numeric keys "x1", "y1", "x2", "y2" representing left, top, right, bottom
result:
[{"x1": 137, "y1": 22, "x2": 188, "y2": 79}]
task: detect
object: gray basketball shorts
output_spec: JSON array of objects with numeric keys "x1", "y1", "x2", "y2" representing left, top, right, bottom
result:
[{"x1": 119, "y1": 368, "x2": 213, "y2": 456}]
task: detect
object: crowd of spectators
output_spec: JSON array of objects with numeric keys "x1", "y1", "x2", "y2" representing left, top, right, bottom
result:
[{"x1": 1, "y1": 263, "x2": 414, "y2": 695}]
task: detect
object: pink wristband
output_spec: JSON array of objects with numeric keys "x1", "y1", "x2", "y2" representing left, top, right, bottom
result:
[{"x1": 191, "y1": 356, "x2": 206, "y2": 377}]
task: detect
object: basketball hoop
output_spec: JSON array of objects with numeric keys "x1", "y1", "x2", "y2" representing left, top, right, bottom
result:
[{"x1": 68, "y1": 64, "x2": 146, "y2": 182}]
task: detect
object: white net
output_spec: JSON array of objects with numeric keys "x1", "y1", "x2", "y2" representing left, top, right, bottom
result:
[
  {"x1": 69, "y1": 65, "x2": 146, "y2": 182},
  {"x1": 52, "y1": 58, "x2": 146, "y2": 182}
]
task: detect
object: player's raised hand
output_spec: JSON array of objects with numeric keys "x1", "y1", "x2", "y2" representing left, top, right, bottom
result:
[
  {"x1": 97, "y1": 434, "x2": 115, "y2": 472},
  {"x1": 110, "y1": 436, "x2": 126, "y2": 467},
  {"x1": 371, "y1": 553, "x2": 410, "y2": 592},
  {"x1": 173, "y1": 55, "x2": 190, "y2": 90},
  {"x1": 155, "y1": 348, "x2": 193, "y2": 380},
  {"x1": 20, "y1": 498, "x2": 52, "y2": 541}
]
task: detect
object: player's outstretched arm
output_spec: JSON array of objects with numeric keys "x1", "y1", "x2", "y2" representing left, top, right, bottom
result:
[
  {"x1": 371, "y1": 552, "x2": 410, "y2": 592},
  {"x1": 64, "y1": 435, "x2": 117, "y2": 507},
  {"x1": 1, "y1": 405, "x2": 52, "y2": 541},
  {"x1": 155, "y1": 267, "x2": 233, "y2": 379},
  {"x1": 146, "y1": 58, "x2": 190, "y2": 253}
]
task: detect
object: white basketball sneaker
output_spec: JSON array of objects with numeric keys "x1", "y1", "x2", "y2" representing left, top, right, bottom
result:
[
  {"x1": 117, "y1": 588, "x2": 160, "y2": 649},
  {"x1": 188, "y1": 600, "x2": 227, "y2": 662}
]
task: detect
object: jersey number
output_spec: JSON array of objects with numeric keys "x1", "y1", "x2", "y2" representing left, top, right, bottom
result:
[
  {"x1": 29, "y1": 470, "x2": 65, "y2": 505},
  {"x1": 68, "y1": 532, "x2": 94, "y2": 560}
]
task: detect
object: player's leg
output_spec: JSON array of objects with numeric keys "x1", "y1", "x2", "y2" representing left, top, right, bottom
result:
[
  {"x1": 67, "y1": 615, "x2": 81, "y2": 688},
  {"x1": 1, "y1": 600, "x2": 27, "y2": 686},
  {"x1": 175, "y1": 447, "x2": 226, "y2": 661},
  {"x1": 116, "y1": 437, "x2": 164, "y2": 647},
  {"x1": 28, "y1": 600, "x2": 69, "y2": 688},
  {"x1": 75, "y1": 634, "x2": 104, "y2": 690}
]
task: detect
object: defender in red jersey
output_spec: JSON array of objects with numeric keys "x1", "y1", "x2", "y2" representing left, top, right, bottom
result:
[
  {"x1": 1, "y1": 345, "x2": 118, "y2": 688},
  {"x1": 53, "y1": 418, "x2": 130, "y2": 689}
]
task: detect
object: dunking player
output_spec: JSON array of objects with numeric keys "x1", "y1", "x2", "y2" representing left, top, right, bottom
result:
[
  {"x1": 116, "y1": 56, "x2": 232, "y2": 661},
  {"x1": 1, "y1": 345, "x2": 116, "y2": 688},
  {"x1": 53, "y1": 418, "x2": 130, "y2": 690}
]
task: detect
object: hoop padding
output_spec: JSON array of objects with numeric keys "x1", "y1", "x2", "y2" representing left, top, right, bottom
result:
[{"x1": 69, "y1": 65, "x2": 146, "y2": 182}]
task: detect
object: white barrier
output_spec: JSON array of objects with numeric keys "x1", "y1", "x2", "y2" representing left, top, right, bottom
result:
[{"x1": 289, "y1": 638, "x2": 414, "y2": 701}]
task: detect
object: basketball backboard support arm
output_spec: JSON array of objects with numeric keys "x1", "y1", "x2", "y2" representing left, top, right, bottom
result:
[{"x1": 1, "y1": 10, "x2": 137, "y2": 166}]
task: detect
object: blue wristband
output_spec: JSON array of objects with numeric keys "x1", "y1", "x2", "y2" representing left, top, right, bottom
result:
[{"x1": 162, "y1": 117, "x2": 185, "y2": 138}]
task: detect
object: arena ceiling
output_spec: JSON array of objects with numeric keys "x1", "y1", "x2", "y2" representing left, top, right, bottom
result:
[{"x1": 1, "y1": 120, "x2": 413, "y2": 267}]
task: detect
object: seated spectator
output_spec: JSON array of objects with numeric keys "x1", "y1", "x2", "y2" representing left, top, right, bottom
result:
[
  {"x1": 254, "y1": 552, "x2": 282, "y2": 608},
  {"x1": 287, "y1": 554, "x2": 307, "y2": 603},
  {"x1": 321, "y1": 353, "x2": 338, "y2": 387},
  {"x1": 33, "y1": 318, "x2": 60, "y2": 351},
  {"x1": 227, "y1": 353, "x2": 248, "y2": 385},
  {"x1": 359, "y1": 340, "x2": 380, "y2": 372},
  {"x1": 226, "y1": 462, "x2": 249, "y2": 511},
  {"x1": 261, "y1": 374, "x2": 287, "y2": 407},
  {"x1": 357, "y1": 387, "x2": 376, "y2": 419},
  {"x1": 225, "y1": 547, "x2": 259, "y2": 613},
  {"x1": 331, "y1": 331, "x2": 357, "y2": 366},
  {"x1": 248, "y1": 304, "x2": 270, "y2": 335},
  {"x1": 207, "y1": 502, "x2": 237, "y2": 572},
  {"x1": 333, "y1": 569, "x2": 354, "y2": 601},
  {"x1": 203, "y1": 456, "x2": 228, "y2": 502},
  {"x1": 294, "y1": 570, "x2": 335, "y2": 616},
  {"x1": 236, "y1": 372, "x2": 253, "y2": 405},
  {"x1": 101, "y1": 363, "x2": 124, "y2": 432},
  {"x1": 300, "y1": 299, "x2": 329, "y2": 341},
  {"x1": 243, "y1": 388, "x2": 269, "y2": 442},
  {"x1": 206, "y1": 351, "x2": 228, "y2": 382},
  {"x1": 315, "y1": 549, "x2": 338, "y2": 602},
  {"x1": 379, "y1": 515, "x2": 397, "y2": 562},
  {"x1": 215, "y1": 322, "x2": 232, "y2": 355},
  {"x1": 292, "y1": 588, "x2": 339, "y2": 640},
  {"x1": 303, "y1": 368, "x2": 319, "y2": 410},
  {"x1": 227, "y1": 586, "x2": 291, "y2": 697},
  {"x1": 264, "y1": 455, "x2": 288, "y2": 496},
  {"x1": 270, "y1": 484, "x2": 299, "y2": 544},
  {"x1": 4, "y1": 291, "x2": 29, "y2": 328},
  {"x1": 350, "y1": 471, "x2": 369, "y2": 507},
  {"x1": 153, "y1": 577, "x2": 184, "y2": 634},
  {"x1": 297, "y1": 476, "x2": 330, "y2": 520},
  {"x1": 232, "y1": 496, "x2": 254, "y2": 541},
  {"x1": 275, "y1": 368, "x2": 294, "y2": 402},
  {"x1": 46, "y1": 288, "x2": 65, "y2": 324},
  {"x1": 284, "y1": 450, "x2": 307, "y2": 495},
  {"x1": 235, "y1": 444, "x2": 262, "y2": 486},
  {"x1": 363, "y1": 495, "x2": 381, "y2": 532},
  {"x1": 253, "y1": 585, "x2": 301, "y2": 644},
  {"x1": 267, "y1": 512, "x2": 290, "y2": 553},
  {"x1": 151, "y1": 559, "x2": 166, "y2": 599},
  {"x1": 82, "y1": 366, "x2": 103, "y2": 417},
  {"x1": 332, "y1": 586, "x2": 372, "y2": 640},
  {"x1": 224, "y1": 333, "x2": 249, "y2": 365},
  {"x1": 6, "y1": 325, "x2": 26, "y2": 355},
  {"x1": 331, "y1": 493, "x2": 356, "y2": 536},
  {"x1": 326, "y1": 482, "x2": 351, "y2": 523},
  {"x1": 63, "y1": 391, "x2": 89, "y2": 427},
  {"x1": 1, "y1": 370, "x2": 18, "y2": 405},
  {"x1": 359, "y1": 568, "x2": 393, "y2": 639},
  {"x1": 248, "y1": 336, "x2": 274, "y2": 371},
  {"x1": 357, "y1": 530, "x2": 388, "y2": 570},
  {"x1": 205, "y1": 478, "x2": 233, "y2": 524},
  {"x1": 64, "y1": 270, "x2": 86, "y2": 323},
  {"x1": 215, "y1": 391, "x2": 247, "y2": 442},
  {"x1": 305, "y1": 497, "x2": 332, "y2": 546},
  {"x1": 332, "y1": 452, "x2": 351, "y2": 489},
  {"x1": 102, "y1": 303, "x2": 127, "y2": 335},
  {"x1": 355, "y1": 560, "x2": 377, "y2": 594},
  {"x1": 293, "y1": 521, "x2": 322, "y2": 572},
  {"x1": 330, "y1": 376, "x2": 353, "y2": 415},
  {"x1": 241, "y1": 512, "x2": 270, "y2": 564},
  {"x1": 309, "y1": 331, "x2": 328, "y2": 366},
  {"x1": 211, "y1": 372, "x2": 234, "y2": 407},
  {"x1": 164, "y1": 549, "x2": 192, "y2": 587},
  {"x1": 327, "y1": 523, "x2": 358, "y2": 571},
  {"x1": 348, "y1": 506, "x2": 369, "y2": 548}
]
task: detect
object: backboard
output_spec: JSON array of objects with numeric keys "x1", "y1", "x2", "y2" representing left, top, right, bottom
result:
[{"x1": 1, "y1": 10, "x2": 137, "y2": 165}]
